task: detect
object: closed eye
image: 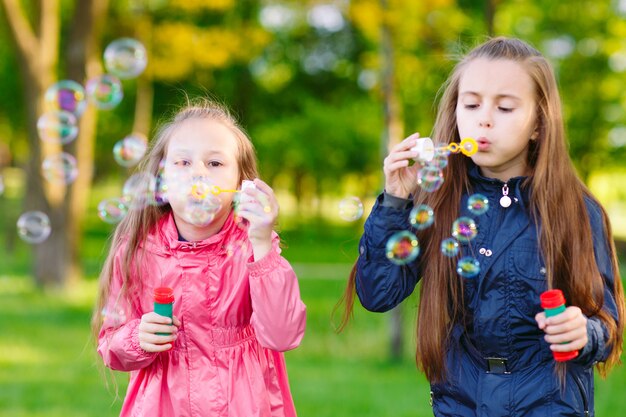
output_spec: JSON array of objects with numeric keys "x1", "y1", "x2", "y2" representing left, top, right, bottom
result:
[
  {"x1": 464, "y1": 104, "x2": 479, "y2": 110},
  {"x1": 498, "y1": 107, "x2": 514, "y2": 113}
]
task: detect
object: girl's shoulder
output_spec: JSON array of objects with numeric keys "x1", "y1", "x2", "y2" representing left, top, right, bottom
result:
[{"x1": 582, "y1": 194, "x2": 606, "y2": 229}]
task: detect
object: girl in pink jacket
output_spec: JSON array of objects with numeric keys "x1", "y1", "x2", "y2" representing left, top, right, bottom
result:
[{"x1": 92, "y1": 99, "x2": 307, "y2": 417}]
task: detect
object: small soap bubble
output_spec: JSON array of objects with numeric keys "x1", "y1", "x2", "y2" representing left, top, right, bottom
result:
[
  {"x1": 440, "y1": 237, "x2": 460, "y2": 257},
  {"x1": 417, "y1": 166, "x2": 444, "y2": 192},
  {"x1": 451, "y1": 216, "x2": 477, "y2": 243},
  {"x1": 86, "y1": 74, "x2": 123, "y2": 109},
  {"x1": 224, "y1": 240, "x2": 249, "y2": 258},
  {"x1": 101, "y1": 306, "x2": 127, "y2": 327},
  {"x1": 37, "y1": 110, "x2": 78, "y2": 144},
  {"x1": 44, "y1": 80, "x2": 87, "y2": 117},
  {"x1": 104, "y1": 38, "x2": 148, "y2": 79},
  {"x1": 153, "y1": 159, "x2": 169, "y2": 205},
  {"x1": 457, "y1": 256, "x2": 480, "y2": 278},
  {"x1": 113, "y1": 133, "x2": 148, "y2": 167},
  {"x1": 97, "y1": 198, "x2": 128, "y2": 224},
  {"x1": 17, "y1": 211, "x2": 51, "y2": 244},
  {"x1": 122, "y1": 172, "x2": 157, "y2": 209},
  {"x1": 183, "y1": 194, "x2": 221, "y2": 226},
  {"x1": 409, "y1": 204, "x2": 434, "y2": 230},
  {"x1": 429, "y1": 149, "x2": 449, "y2": 170},
  {"x1": 386, "y1": 230, "x2": 420, "y2": 265},
  {"x1": 467, "y1": 193, "x2": 489, "y2": 215},
  {"x1": 338, "y1": 196, "x2": 364, "y2": 221},
  {"x1": 42, "y1": 152, "x2": 78, "y2": 184}
]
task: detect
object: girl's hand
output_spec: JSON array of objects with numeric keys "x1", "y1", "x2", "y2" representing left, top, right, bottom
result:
[
  {"x1": 535, "y1": 306, "x2": 588, "y2": 353},
  {"x1": 138, "y1": 312, "x2": 180, "y2": 352},
  {"x1": 383, "y1": 133, "x2": 421, "y2": 199},
  {"x1": 236, "y1": 178, "x2": 278, "y2": 260}
]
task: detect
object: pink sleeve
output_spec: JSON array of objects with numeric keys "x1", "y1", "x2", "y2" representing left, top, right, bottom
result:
[
  {"x1": 97, "y1": 249, "x2": 158, "y2": 371},
  {"x1": 248, "y1": 239, "x2": 306, "y2": 352}
]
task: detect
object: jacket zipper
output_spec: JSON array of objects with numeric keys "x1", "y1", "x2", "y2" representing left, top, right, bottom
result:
[{"x1": 572, "y1": 373, "x2": 589, "y2": 416}]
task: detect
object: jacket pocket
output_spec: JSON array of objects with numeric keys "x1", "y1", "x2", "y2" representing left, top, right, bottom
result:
[{"x1": 508, "y1": 246, "x2": 547, "y2": 316}]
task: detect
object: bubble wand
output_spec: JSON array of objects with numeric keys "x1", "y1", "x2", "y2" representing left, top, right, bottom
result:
[{"x1": 411, "y1": 137, "x2": 478, "y2": 163}]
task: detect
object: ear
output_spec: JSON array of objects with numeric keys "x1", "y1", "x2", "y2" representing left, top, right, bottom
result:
[{"x1": 530, "y1": 127, "x2": 539, "y2": 141}]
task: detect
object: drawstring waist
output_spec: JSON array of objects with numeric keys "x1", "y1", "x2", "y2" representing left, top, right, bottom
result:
[{"x1": 205, "y1": 324, "x2": 256, "y2": 348}]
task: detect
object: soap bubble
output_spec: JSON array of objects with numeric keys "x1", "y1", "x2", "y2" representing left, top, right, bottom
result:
[
  {"x1": 457, "y1": 256, "x2": 480, "y2": 278},
  {"x1": 86, "y1": 74, "x2": 123, "y2": 109},
  {"x1": 417, "y1": 166, "x2": 444, "y2": 192},
  {"x1": 122, "y1": 172, "x2": 157, "y2": 209},
  {"x1": 104, "y1": 38, "x2": 148, "y2": 79},
  {"x1": 182, "y1": 194, "x2": 221, "y2": 226},
  {"x1": 17, "y1": 211, "x2": 51, "y2": 244},
  {"x1": 97, "y1": 198, "x2": 128, "y2": 224},
  {"x1": 37, "y1": 110, "x2": 78, "y2": 144},
  {"x1": 338, "y1": 196, "x2": 364, "y2": 221},
  {"x1": 113, "y1": 133, "x2": 148, "y2": 167},
  {"x1": 44, "y1": 80, "x2": 87, "y2": 117},
  {"x1": 409, "y1": 204, "x2": 434, "y2": 230},
  {"x1": 42, "y1": 152, "x2": 78, "y2": 184},
  {"x1": 386, "y1": 230, "x2": 420, "y2": 265},
  {"x1": 101, "y1": 306, "x2": 127, "y2": 327},
  {"x1": 440, "y1": 237, "x2": 460, "y2": 257},
  {"x1": 224, "y1": 240, "x2": 249, "y2": 258},
  {"x1": 429, "y1": 149, "x2": 449, "y2": 170},
  {"x1": 452, "y1": 216, "x2": 477, "y2": 243},
  {"x1": 467, "y1": 193, "x2": 489, "y2": 216}
]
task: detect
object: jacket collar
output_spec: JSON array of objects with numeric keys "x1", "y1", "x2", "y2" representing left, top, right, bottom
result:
[
  {"x1": 467, "y1": 161, "x2": 531, "y2": 210},
  {"x1": 155, "y1": 210, "x2": 245, "y2": 251}
]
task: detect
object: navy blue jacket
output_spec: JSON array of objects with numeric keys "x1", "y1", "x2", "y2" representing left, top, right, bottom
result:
[{"x1": 356, "y1": 166, "x2": 620, "y2": 417}]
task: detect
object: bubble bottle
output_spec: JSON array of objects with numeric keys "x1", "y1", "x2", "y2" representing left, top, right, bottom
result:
[
  {"x1": 153, "y1": 287, "x2": 174, "y2": 335},
  {"x1": 539, "y1": 289, "x2": 579, "y2": 362}
]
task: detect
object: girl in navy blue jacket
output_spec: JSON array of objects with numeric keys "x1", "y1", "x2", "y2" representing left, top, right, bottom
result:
[{"x1": 339, "y1": 37, "x2": 625, "y2": 416}]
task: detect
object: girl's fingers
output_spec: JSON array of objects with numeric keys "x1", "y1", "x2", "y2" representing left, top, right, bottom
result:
[
  {"x1": 141, "y1": 312, "x2": 173, "y2": 325},
  {"x1": 139, "y1": 322, "x2": 177, "y2": 335},
  {"x1": 139, "y1": 341, "x2": 173, "y2": 353},
  {"x1": 391, "y1": 133, "x2": 420, "y2": 152},
  {"x1": 384, "y1": 159, "x2": 410, "y2": 174}
]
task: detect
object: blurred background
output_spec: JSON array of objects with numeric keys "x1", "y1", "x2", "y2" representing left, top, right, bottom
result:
[{"x1": 0, "y1": 0, "x2": 625, "y2": 416}]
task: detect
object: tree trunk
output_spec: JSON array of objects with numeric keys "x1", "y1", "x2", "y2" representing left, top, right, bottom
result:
[
  {"x1": 1, "y1": 0, "x2": 108, "y2": 287},
  {"x1": 65, "y1": 0, "x2": 109, "y2": 284},
  {"x1": 380, "y1": 0, "x2": 405, "y2": 361}
]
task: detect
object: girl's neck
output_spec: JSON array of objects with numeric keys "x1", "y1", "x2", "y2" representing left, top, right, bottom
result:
[{"x1": 173, "y1": 210, "x2": 230, "y2": 242}]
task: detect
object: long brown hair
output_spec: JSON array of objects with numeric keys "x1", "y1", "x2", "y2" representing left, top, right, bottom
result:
[
  {"x1": 91, "y1": 98, "x2": 259, "y2": 340},
  {"x1": 337, "y1": 37, "x2": 624, "y2": 382}
]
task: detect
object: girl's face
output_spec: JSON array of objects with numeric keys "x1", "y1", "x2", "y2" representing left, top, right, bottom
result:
[
  {"x1": 456, "y1": 58, "x2": 538, "y2": 181},
  {"x1": 163, "y1": 118, "x2": 240, "y2": 227}
]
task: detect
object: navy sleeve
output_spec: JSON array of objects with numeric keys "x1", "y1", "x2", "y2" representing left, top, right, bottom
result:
[
  {"x1": 574, "y1": 198, "x2": 621, "y2": 367},
  {"x1": 355, "y1": 193, "x2": 421, "y2": 312}
]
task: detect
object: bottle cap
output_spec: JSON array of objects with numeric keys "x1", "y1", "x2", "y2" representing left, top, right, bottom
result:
[
  {"x1": 540, "y1": 289, "x2": 565, "y2": 309},
  {"x1": 554, "y1": 350, "x2": 579, "y2": 362},
  {"x1": 411, "y1": 137, "x2": 435, "y2": 162},
  {"x1": 154, "y1": 287, "x2": 174, "y2": 304}
]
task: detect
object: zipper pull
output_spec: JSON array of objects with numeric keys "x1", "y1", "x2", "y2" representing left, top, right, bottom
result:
[{"x1": 500, "y1": 183, "x2": 512, "y2": 208}]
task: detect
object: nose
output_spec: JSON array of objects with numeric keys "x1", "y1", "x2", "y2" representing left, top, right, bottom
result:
[
  {"x1": 191, "y1": 161, "x2": 209, "y2": 178},
  {"x1": 479, "y1": 109, "x2": 493, "y2": 128}
]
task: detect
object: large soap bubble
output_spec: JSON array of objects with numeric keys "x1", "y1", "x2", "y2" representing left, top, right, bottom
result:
[
  {"x1": 104, "y1": 38, "x2": 148, "y2": 79},
  {"x1": 17, "y1": 211, "x2": 51, "y2": 244}
]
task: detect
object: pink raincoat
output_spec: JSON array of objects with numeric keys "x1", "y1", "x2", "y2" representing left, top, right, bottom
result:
[{"x1": 97, "y1": 212, "x2": 306, "y2": 417}]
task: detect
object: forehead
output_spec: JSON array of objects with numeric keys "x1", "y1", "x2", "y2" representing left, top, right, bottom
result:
[
  {"x1": 167, "y1": 118, "x2": 239, "y2": 157},
  {"x1": 458, "y1": 58, "x2": 535, "y2": 98}
]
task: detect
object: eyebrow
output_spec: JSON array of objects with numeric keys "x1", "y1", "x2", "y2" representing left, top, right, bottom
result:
[
  {"x1": 169, "y1": 148, "x2": 227, "y2": 156},
  {"x1": 459, "y1": 91, "x2": 522, "y2": 101}
]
